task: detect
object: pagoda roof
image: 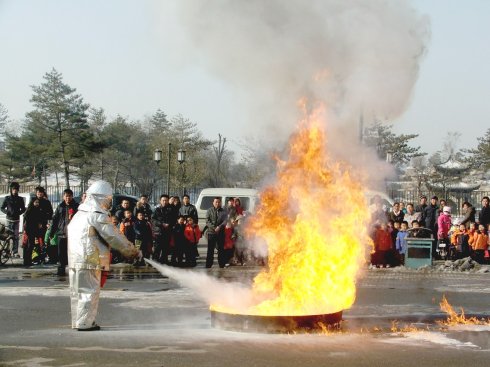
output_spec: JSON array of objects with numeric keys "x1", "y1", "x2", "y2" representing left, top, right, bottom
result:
[
  {"x1": 434, "y1": 156, "x2": 469, "y2": 174},
  {"x1": 427, "y1": 181, "x2": 480, "y2": 193}
]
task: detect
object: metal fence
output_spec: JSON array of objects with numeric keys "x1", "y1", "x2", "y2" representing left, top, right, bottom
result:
[{"x1": 386, "y1": 189, "x2": 490, "y2": 216}]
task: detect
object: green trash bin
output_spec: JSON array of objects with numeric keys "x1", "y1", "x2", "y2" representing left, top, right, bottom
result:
[{"x1": 405, "y1": 228, "x2": 433, "y2": 269}]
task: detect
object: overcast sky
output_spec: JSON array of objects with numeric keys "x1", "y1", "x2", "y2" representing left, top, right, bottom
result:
[{"x1": 0, "y1": 0, "x2": 489, "y2": 156}]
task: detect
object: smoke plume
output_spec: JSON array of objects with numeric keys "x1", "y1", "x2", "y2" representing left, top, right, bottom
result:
[{"x1": 177, "y1": 0, "x2": 430, "y2": 142}]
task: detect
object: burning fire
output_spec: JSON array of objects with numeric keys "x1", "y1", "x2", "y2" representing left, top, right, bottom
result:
[
  {"x1": 212, "y1": 103, "x2": 372, "y2": 316},
  {"x1": 390, "y1": 320, "x2": 425, "y2": 333},
  {"x1": 438, "y1": 295, "x2": 490, "y2": 326}
]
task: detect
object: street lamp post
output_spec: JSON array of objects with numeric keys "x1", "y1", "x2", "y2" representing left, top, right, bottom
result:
[
  {"x1": 177, "y1": 148, "x2": 186, "y2": 196},
  {"x1": 153, "y1": 149, "x2": 162, "y2": 202},
  {"x1": 154, "y1": 149, "x2": 162, "y2": 165},
  {"x1": 166, "y1": 143, "x2": 171, "y2": 195}
]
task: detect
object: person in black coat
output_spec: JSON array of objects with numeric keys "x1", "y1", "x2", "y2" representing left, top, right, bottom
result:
[
  {"x1": 23, "y1": 198, "x2": 44, "y2": 266},
  {"x1": 478, "y1": 197, "x2": 490, "y2": 229},
  {"x1": 50, "y1": 189, "x2": 79, "y2": 276},
  {"x1": 34, "y1": 186, "x2": 53, "y2": 239},
  {"x1": 1, "y1": 182, "x2": 26, "y2": 256},
  {"x1": 424, "y1": 196, "x2": 439, "y2": 232},
  {"x1": 152, "y1": 195, "x2": 177, "y2": 264},
  {"x1": 423, "y1": 196, "x2": 439, "y2": 257},
  {"x1": 415, "y1": 195, "x2": 428, "y2": 223},
  {"x1": 460, "y1": 201, "x2": 476, "y2": 229},
  {"x1": 171, "y1": 215, "x2": 189, "y2": 267},
  {"x1": 134, "y1": 195, "x2": 153, "y2": 221}
]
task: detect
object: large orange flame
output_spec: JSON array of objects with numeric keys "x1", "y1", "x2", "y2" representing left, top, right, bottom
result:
[{"x1": 212, "y1": 104, "x2": 372, "y2": 316}]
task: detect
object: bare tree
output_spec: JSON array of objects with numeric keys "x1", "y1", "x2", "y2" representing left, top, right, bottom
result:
[{"x1": 213, "y1": 134, "x2": 227, "y2": 187}]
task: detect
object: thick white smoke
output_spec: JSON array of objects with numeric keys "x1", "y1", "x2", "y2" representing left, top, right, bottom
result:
[
  {"x1": 176, "y1": 0, "x2": 430, "y2": 142},
  {"x1": 145, "y1": 259, "x2": 259, "y2": 313}
]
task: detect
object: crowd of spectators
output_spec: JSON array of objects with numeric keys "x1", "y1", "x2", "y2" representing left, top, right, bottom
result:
[
  {"x1": 109, "y1": 194, "x2": 248, "y2": 268},
  {"x1": 370, "y1": 194, "x2": 490, "y2": 267},
  {"x1": 4, "y1": 181, "x2": 490, "y2": 273},
  {"x1": 1, "y1": 183, "x2": 254, "y2": 272}
]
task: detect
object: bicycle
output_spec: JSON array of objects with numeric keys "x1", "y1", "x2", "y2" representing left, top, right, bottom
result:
[{"x1": 0, "y1": 223, "x2": 14, "y2": 265}]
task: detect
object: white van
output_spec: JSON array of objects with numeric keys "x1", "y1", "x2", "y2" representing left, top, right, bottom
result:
[
  {"x1": 195, "y1": 188, "x2": 259, "y2": 227},
  {"x1": 0, "y1": 192, "x2": 34, "y2": 234}
]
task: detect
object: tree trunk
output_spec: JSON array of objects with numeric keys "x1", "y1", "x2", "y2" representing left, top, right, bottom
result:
[
  {"x1": 43, "y1": 165, "x2": 48, "y2": 188},
  {"x1": 57, "y1": 117, "x2": 70, "y2": 189},
  {"x1": 100, "y1": 152, "x2": 104, "y2": 180},
  {"x1": 113, "y1": 160, "x2": 119, "y2": 191},
  {"x1": 214, "y1": 134, "x2": 226, "y2": 187}
]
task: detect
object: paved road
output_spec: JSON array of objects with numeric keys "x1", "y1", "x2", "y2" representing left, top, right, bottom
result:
[{"x1": 1, "y1": 256, "x2": 490, "y2": 367}]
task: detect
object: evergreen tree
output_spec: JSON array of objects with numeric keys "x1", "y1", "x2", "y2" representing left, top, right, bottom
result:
[
  {"x1": 150, "y1": 109, "x2": 170, "y2": 133},
  {"x1": 363, "y1": 120, "x2": 426, "y2": 167},
  {"x1": 26, "y1": 68, "x2": 92, "y2": 188},
  {"x1": 464, "y1": 128, "x2": 490, "y2": 170},
  {"x1": 0, "y1": 102, "x2": 8, "y2": 137}
]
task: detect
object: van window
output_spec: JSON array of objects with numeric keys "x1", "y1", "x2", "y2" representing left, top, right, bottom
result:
[
  {"x1": 199, "y1": 196, "x2": 216, "y2": 210},
  {"x1": 225, "y1": 197, "x2": 250, "y2": 211}
]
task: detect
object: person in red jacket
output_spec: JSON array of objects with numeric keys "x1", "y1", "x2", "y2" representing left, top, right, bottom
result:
[
  {"x1": 184, "y1": 217, "x2": 201, "y2": 267},
  {"x1": 372, "y1": 223, "x2": 393, "y2": 267},
  {"x1": 223, "y1": 220, "x2": 236, "y2": 267},
  {"x1": 234, "y1": 198, "x2": 244, "y2": 216}
]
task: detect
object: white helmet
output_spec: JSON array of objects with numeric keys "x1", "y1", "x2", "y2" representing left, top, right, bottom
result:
[{"x1": 86, "y1": 180, "x2": 113, "y2": 197}]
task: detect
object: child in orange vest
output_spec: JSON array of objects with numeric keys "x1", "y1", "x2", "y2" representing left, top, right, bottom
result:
[
  {"x1": 451, "y1": 223, "x2": 470, "y2": 259},
  {"x1": 469, "y1": 224, "x2": 489, "y2": 264}
]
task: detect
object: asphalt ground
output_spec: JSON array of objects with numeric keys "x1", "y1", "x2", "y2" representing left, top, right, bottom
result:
[{"x1": 1, "y1": 249, "x2": 490, "y2": 367}]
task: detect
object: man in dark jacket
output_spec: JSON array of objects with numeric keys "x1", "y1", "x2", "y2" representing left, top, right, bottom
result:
[
  {"x1": 50, "y1": 189, "x2": 79, "y2": 276},
  {"x1": 205, "y1": 197, "x2": 227, "y2": 268},
  {"x1": 1, "y1": 182, "x2": 26, "y2": 256},
  {"x1": 480, "y1": 196, "x2": 490, "y2": 229},
  {"x1": 424, "y1": 196, "x2": 439, "y2": 231},
  {"x1": 415, "y1": 195, "x2": 428, "y2": 223},
  {"x1": 35, "y1": 186, "x2": 53, "y2": 234},
  {"x1": 114, "y1": 199, "x2": 131, "y2": 223},
  {"x1": 460, "y1": 201, "x2": 476, "y2": 229},
  {"x1": 152, "y1": 194, "x2": 177, "y2": 264},
  {"x1": 179, "y1": 194, "x2": 198, "y2": 224},
  {"x1": 423, "y1": 196, "x2": 439, "y2": 257},
  {"x1": 134, "y1": 195, "x2": 153, "y2": 221}
]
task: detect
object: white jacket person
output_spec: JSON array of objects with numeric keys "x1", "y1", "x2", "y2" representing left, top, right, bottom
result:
[{"x1": 68, "y1": 180, "x2": 139, "y2": 331}]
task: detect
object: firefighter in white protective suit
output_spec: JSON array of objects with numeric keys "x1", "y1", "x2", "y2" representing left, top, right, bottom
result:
[{"x1": 68, "y1": 180, "x2": 140, "y2": 331}]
